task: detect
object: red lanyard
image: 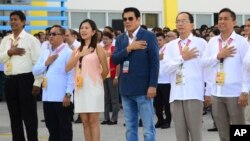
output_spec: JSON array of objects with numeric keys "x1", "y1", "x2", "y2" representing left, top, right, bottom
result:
[
  {"x1": 178, "y1": 39, "x2": 191, "y2": 55},
  {"x1": 218, "y1": 38, "x2": 233, "y2": 50}
]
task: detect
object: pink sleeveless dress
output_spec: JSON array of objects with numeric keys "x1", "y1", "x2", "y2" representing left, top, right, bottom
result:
[{"x1": 74, "y1": 50, "x2": 104, "y2": 113}]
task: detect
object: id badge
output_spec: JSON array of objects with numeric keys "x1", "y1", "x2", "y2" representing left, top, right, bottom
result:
[
  {"x1": 5, "y1": 61, "x2": 12, "y2": 74},
  {"x1": 216, "y1": 71, "x2": 225, "y2": 85},
  {"x1": 176, "y1": 70, "x2": 183, "y2": 85},
  {"x1": 42, "y1": 77, "x2": 47, "y2": 89},
  {"x1": 76, "y1": 75, "x2": 83, "y2": 89},
  {"x1": 123, "y1": 61, "x2": 129, "y2": 73}
]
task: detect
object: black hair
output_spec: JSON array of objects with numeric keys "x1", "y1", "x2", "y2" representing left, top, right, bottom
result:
[
  {"x1": 51, "y1": 24, "x2": 65, "y2": 35},
  {"x1": 10, "y1": 10, "x2": 26, "y2": 27},
  {"x1": 104, "y1": 26, "x2": 114, "y2": 33},
  {"x1": 156, "y1": 32, "x2": 165, "y2": 38},
  {"x1": 219, "y1": 8, "x2": 236, "y2": 21},
  {"x1": 78, "y1": 19, "x2": 98, "y2": 51},
  {"x1": 103, "y1": 31, "x2": 113, "y2": 39},
  {"x1": 122, "y1": 7, "x2": 140, "y2": 18},
  {"x1": 176, "y1": 12, "x2": 194, "y2": 23}
]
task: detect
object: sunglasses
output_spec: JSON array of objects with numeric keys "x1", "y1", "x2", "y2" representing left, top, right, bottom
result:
[
  {"x1": 48, "y1": 32, "x2": 62, "y2": 36},
  {"x1": 123, "y1": 17, "x2": 134, "y2": 22}
]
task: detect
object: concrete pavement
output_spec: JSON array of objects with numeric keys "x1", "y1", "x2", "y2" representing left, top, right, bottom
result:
[{"x1": 0, "y1": 101, "x2": 220, "y2": 141}]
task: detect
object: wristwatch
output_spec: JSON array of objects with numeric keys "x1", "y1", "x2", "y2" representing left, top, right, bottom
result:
[{"x1": 65, "y1": 93, "x2": 72, "y2": 98}]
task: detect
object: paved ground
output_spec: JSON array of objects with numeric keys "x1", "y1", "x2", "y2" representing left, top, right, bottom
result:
[{"x1": 0, "y1": 101, "x2": 220, "y2": 141}]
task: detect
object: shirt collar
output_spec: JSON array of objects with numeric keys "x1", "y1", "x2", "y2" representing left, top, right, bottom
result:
[
  {"x1": 10, "y1": 29, "x2": 26, "y2": 41},
  {"x1": 218, "y1": 31, "x2": 237, "y2": 41},
  {"x1": 49, "y1": 43, "x2": 65, "y2": 53},
  {"x1": 126, "y1": 26, "x2": 140, "y2": 39},
  {"x1": 178, "y1": 33, "x2": 194, "y2": 43}
]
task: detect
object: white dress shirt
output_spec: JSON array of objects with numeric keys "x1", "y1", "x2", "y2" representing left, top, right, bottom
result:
[
  {"x1": 0, "y1": 29, "x2": 41, "y2": 86},
  {"x1": 158, "y1": 44, "x2": 170, "y2": 84},
  {"x1": 68, "y1": 39, "x2": 81, "y2": 50},
  {"x1": 202, "y1": 31, "x2": 250, "y2": 97},
  {"x1": 163, "y1": 33, "x2": 207, "y2": 103},
  {"x1": 32, "y1": 43, "x2": 74, "y2": 102}
]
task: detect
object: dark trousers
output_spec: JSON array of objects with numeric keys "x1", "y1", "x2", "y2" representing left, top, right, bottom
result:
[
  {"x1": 0, "y1": 71, "x2": 5, "y2": 100},
  {"x1": 4, "y1": 72, "x2": 38, "y2": 141},
  {"x1": 104, "y1": 78, "x2": 120, "y2": 121},
  {"x1": 154, "y1": 83, "x2": 171, "y2": 124},
  {"x1": 43, "y1": 102, "x2": 73, "y2": 141}
]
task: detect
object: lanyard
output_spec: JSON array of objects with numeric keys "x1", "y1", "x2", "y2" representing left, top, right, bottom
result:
[
  {"x1": 178, "y1": 39, "x2": 191, "y2": 55},
  {"x1": 46, "y1": 45, "x2": 65, "y2": 72},
  {"x1": 218, "y1": 38, "x2": 233, "y2": 51},
  {"x1": 10, "y1": 38, "x2": 19, "y2": 48},
  {"x1": 218, "y1": 38, "x2": 233, "y2": 69}
]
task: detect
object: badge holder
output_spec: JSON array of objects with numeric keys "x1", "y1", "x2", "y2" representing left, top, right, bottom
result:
[
  {"x1": 123, "y1": 61, "x2": 129, "y2": 73},
  {"x1": 42, "y1": 77, "x2": 47, "y2": 89},
  {"x1": 216, "y1": 63, "x2": 225, "y2": 85},
  {"x1": 176, "y1": 65, "x2": 183, "y2": 85}
]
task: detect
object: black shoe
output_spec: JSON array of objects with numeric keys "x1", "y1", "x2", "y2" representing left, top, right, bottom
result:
[
  {"x1": 207, "y1": 128, "x2": 218, "y2": 132},
  {"x1": 161, "y1": 123, "x2": 170, "y2": 129},
  {"x1": 101, "y1": 120, "x2": 110, "y2": 125},
  {"x1": 139, "y1": 119, "x2": 143, "y2": 127},
  {"x1": 74, "y1": 117, "x2": 82, "y2": 123},
  {"x1": 155, "y1": 121, "x2": 163, "y2": 128},
  {"x1": 107, "y1": 121, "x2": 117, "y2": 125},
  {"x1": 203, "y1": 111, "x2": 207, "y2": 115}
]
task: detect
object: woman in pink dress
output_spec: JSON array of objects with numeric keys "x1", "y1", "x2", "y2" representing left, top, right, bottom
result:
[{"x1": 66, "y1": 19, "x2": 108, "y2": 141}]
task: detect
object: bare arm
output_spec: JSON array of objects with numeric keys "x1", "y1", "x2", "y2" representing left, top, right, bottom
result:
[
  {"x1": 96, "y1": 45, "x2": 109, "y2": 79},
  {"x1": 66, "y1": 47, "x2": 94, "y2": 72},
  {"x1": 66, "y1": 50, "x2": 79, "y2": 72}
]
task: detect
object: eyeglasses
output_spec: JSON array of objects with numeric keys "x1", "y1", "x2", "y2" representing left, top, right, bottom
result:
[
  {"x1": 123, "y1": 17, "x2": 134, "y2": 22},
  {"x1": 176, "y1": 19, "x2": 190, "y2": 25},
  {"x1": 48, "y1": 32, "x2": 62, "y2": 36}
]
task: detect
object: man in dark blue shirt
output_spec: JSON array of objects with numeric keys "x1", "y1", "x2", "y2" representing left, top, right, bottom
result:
[{"x1": 112, "y1": 7, "x2": 159, "y2": 141}]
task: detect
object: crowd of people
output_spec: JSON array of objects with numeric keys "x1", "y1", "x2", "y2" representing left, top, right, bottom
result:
[{"x1": 0, "y1": 7, "x2": 250, "y2": 141}]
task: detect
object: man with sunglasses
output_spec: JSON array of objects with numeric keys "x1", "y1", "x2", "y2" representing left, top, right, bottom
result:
[
  {"x1": 0, "y1": 11, "x2": 41, "y2": 141},
  {"x1": 33, "y1": 25, "x2": 74, "y2": 141},
  {"x1": 112, "y1": 7, "x2": 159, "y2": 141}
]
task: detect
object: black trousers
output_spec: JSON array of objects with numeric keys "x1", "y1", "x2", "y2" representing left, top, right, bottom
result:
[
  {"x1": 0, "y1": 71, "x2": 5, "y2": 100},
  {"x1": 154, "y1": 83, "x2": 171, "y2": 124},
  {"x1": 4, "y1": 72, "x2": 38, "y2": 141},
  {"x1": 43, "y1": 102, "x2": 73, "y2": 141}
]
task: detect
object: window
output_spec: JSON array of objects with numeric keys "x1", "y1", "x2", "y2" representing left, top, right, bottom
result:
[
  {"x1": 71, "y1": 12, "x2": 87, "y2": 29},
  {"x1": 196, "y1": 14, "x2": 212, "y2": 28},
  {"x1": 236, "y1": 15, "x2": 243, "y2": 26},
  {"x1": 90, "y1": 12, "x2": 105, "y2": 29},
  {"x1": 108, "y1": 13, "x2": 122, "y2": 27},
  {"x1": 142, "y1": 13, "x2": 158, "y2": 28},
  {"x1": 245, "y1": 15, "x2": 250, "y2": 21}
]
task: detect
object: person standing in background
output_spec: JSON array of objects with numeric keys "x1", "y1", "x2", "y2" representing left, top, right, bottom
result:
[
  {"x1": 101, "y1": 31, "x2": 120, "y2": 125},
  {"x1": 154, "y1": 33, "x2": 172, "y2": 129},
  {"x1": 244, "y1": 18, "x2": 250, "y2": 123},
  {"x1": 65, "y1": 29, "x2": 81, "y2": 50},
  {"x1": 0, "y1": 10, "x2": 41, "y2": 141}
]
